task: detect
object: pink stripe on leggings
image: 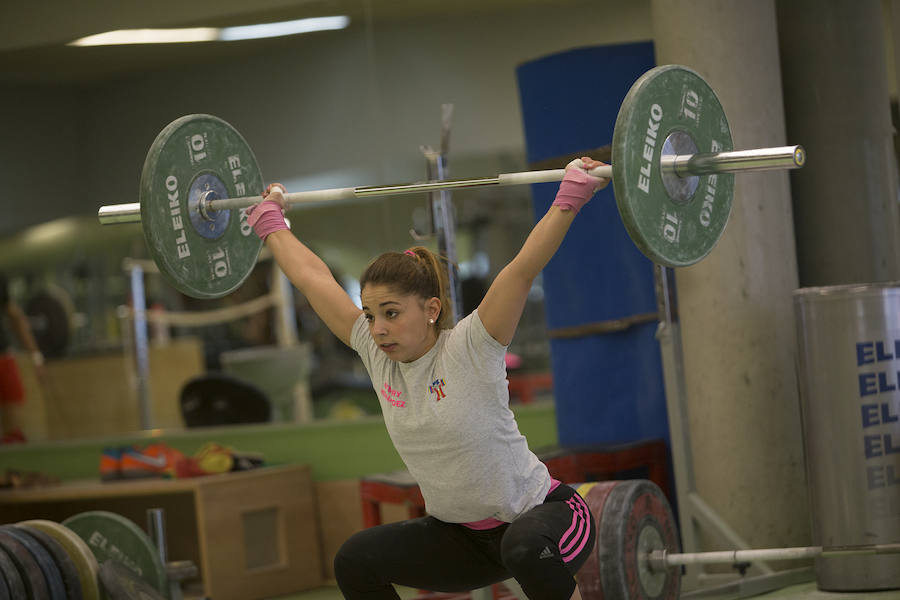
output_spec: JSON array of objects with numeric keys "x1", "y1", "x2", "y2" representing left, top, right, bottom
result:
[
  {"x1": 559, "y1": 503, "x2": 586, "y2": 554},
  {"x1": 560, "y1": 494, "x2": 592, "y2": 563}
]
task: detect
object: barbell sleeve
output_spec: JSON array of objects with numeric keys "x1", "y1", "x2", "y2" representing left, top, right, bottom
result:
[
  {"x1": 98, "y1": 202, "x2": 143, "y2": 225},
  {"x1": 97, "y1": 145, "x2": 804, "y2": 225},
  {"x1": 666, "y1": 145, "x2": 806, "y2": 177}
]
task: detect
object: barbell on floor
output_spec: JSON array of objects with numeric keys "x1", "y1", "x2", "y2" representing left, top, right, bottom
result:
[
  {"x1": 649, "y1": 541, "x2": 900, "y2": 569},
  {"x1": 96, "y1": 64, "x2": 806, "y2": 299},
  {"x1": 575, "y1": 480, "x2": 900, "y2": 600}
]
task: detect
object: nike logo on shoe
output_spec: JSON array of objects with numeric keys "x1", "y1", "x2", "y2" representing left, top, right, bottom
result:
[{"x1": 125, "y1": 451, "x2": 168, "y2": 468}]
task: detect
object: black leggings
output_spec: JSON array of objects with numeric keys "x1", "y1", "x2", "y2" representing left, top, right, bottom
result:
[{"x1": 334, "y1": 484, "x2": 596, "y2": 600}]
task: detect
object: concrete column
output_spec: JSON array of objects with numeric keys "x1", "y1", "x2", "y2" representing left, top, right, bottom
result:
[
  {"x1": 777, "y1": 0, "x2": 900, "y2": 287},
  {"x1": 650, "y1": 0, "x2": 809, "y2": 554}
]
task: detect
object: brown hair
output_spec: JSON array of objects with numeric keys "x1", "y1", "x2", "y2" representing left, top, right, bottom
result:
[{"x1": 359, "y1": 246, "x2": 453, "y2": 329}]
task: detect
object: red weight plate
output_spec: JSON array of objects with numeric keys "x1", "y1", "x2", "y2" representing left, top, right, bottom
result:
[
  {"x1": 574, "y1": 481, "x2": 620, "y2": 600},
  {"x1": 595, "y1": 480, "x2": 680, "y2": 599}
]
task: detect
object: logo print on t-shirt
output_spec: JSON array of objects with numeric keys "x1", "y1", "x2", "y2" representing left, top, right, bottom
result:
[
  {"x1": 429, "y1": 378, "x2": 447, "y2": 401},
  {"x1": 380, "y1": 383, "x2": 405, "y2": 407}
]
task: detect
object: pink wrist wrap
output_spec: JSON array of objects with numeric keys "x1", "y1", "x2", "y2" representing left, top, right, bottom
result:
[
  {"x1": 552, "y1": 168, "x2": 601, "y2": 213},
  {"x1": 247, "y1": 200, "x2": 288, "y2": 241}
]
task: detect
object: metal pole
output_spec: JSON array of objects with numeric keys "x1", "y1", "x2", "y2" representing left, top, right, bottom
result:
[
  {"x1": 422, "y1": 104, "x2": 463, "y2": 323},
  {"x1": 129, "y1": 263, "x2": 153, "y2": 430},
  {"x1": 97, "y1": 145, "x2": 805, "y2": 225},
  {"x1": 147, "y1": 508, "x2": 184, "y2": 600}
]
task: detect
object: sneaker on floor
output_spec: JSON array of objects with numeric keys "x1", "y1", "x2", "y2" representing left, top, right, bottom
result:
[
  {"x1": 100, "y1": 446, "x2": 126, "y2": 481},
  {"x1": 120, "y1": 443, "x2": 185, "y2": 479}
]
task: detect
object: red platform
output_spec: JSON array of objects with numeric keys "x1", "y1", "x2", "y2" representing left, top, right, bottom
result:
[{"x1": 359, "y1": 438, "x2": 670, "y2": 528}]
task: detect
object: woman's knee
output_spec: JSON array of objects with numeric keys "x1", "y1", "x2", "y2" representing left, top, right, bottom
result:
[
  {"x1": 500, "y1": 523, "x2": 579, "y2": 600},
  {"x1": 333, "y1": 530, "x2": 376, "y2": 584},
  {"x1": 500, "y1": 525, "x2": 554, "y2": 572}
]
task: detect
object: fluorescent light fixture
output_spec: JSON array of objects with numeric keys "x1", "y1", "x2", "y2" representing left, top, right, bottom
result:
[
  {"x1": 69, "y1": 16, "x2": 349, "y2": 46},
  {"x1": 220, "y1": 16, "x2": 350, "y2": 41},
  {"x1": 70, "y1": 28, "x2": 218, "y2": 46}
]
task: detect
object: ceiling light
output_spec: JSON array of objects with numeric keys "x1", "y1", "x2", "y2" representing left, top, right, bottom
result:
[
  {"x1": 220, "y1": 16, "x2": 350, "y2": 41},
  {"x1": 70, "y1": 28, "x2": 218, "y2": 46},
  {"x1": 69, "y1": 16, "x2": 349, "y2": 47}
]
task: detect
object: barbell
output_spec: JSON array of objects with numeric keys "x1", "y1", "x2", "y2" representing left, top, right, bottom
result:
[
  {"x1": 96, "y1": 64, "x2": 806, "y2": 299},
  {"x1": 575, "y1": 479, "x2": 900, "y2": 600}
]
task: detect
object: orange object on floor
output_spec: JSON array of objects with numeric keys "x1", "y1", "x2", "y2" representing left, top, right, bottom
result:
[{"x1": 506, "y1": 372, "x2": 553, "y2": 404}]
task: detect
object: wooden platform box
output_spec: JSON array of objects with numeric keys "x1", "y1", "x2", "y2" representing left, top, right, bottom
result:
[{"x1": 0, "y1": 464, "x2": 322, "y2": 600}]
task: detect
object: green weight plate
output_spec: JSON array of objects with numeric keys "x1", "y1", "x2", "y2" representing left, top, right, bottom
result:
[
  {"x1": 613, "y1": 64, "x2": 734, "y2": 267},
  {"x1": 99, "y1": 560, "x2": 166, "y2": 600},
  {"x1": 62, "y1": 511, "x2": 168, "y2": 598},
  {"x1": 574, "y1": 481, "x2": 619, "y2": 600},
  {"x1": 21, "y1": 520, "x2": 101, "y2": 600},
  {"x1": 140, "y1": 114, "x2": 264, "y2": 299}
]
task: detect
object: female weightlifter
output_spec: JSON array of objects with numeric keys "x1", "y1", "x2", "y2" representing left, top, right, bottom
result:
[{"x1": 247, "y1": 157, "x2": 608, "y2": 600}]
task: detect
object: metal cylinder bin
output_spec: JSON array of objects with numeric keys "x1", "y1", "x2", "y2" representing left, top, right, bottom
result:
[{"x1": 794, "y1": 283, "x2": 900, "y2": 591}]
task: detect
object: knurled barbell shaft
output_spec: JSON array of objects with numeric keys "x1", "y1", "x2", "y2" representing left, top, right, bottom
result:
[
  {"x1": 648, "y1": 541, "x2": 900, "y2": 571},
  {"x1": 97, "y1": 145, "x2": 804, "y2": 225}
]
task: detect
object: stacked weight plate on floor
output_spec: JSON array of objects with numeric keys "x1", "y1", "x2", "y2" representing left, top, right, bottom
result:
[
  {"x1": 62, "y1": 511, "x2": 169, "y2": 599},
  {"x1": 21, "y1": 520, "x2": 101, "y2": 600},
  {"x1": 574, "y1": 480, "x2": 680, "y2": 600},
  {"x1": 0, "y1": 534, "x2": 26, "y2": 599},
  {"x1": 0, "y1": 525, "x2": 60, "y2": 599},
  {"x1": 11, "y1": 524, "x2": 83, "y2": 600},
  {"x1": 0, "y1": 512, "x2": 170, "y2": 599}
]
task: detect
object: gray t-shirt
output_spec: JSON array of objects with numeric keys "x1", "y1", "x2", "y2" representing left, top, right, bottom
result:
[{"x1": 351, "y1": 309, "x2": 551, "y2": 523}]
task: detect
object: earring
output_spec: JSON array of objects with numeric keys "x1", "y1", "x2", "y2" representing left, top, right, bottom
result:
[{"x1": 429, "y1": 318, "x2": 435, "y2": 324}]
